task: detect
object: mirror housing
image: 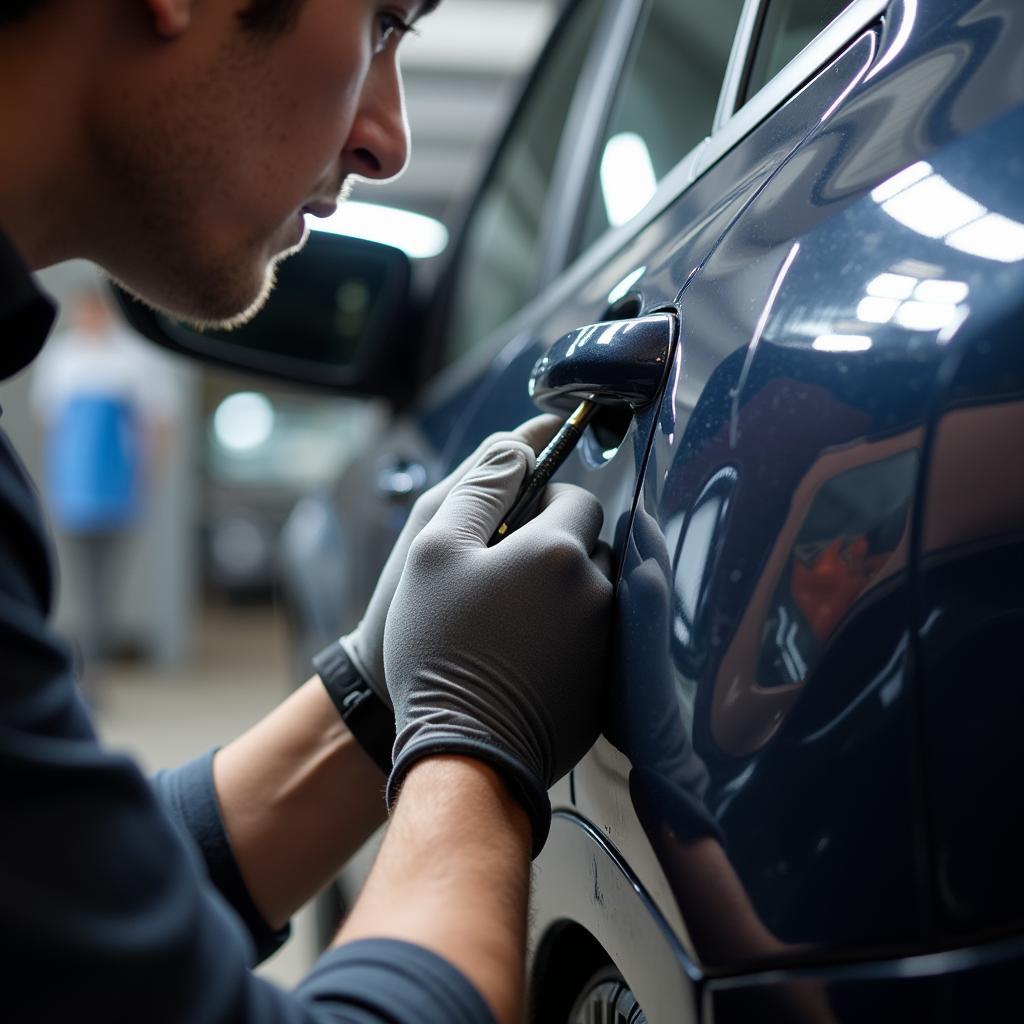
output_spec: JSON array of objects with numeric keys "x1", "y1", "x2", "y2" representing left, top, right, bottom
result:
[{"x1": 114, "y1": 232, "x2": 416, "y2": 400}]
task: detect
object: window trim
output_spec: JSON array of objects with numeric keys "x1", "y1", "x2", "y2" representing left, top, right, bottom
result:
[
  {"x1": 712, "y1": 0, "x2": 889, "y2": 140},
  {"x1": 558, "y1": 0, "x2": 889, "y2": 297},
  {"x1": 420, "y1": 0, "x2": 888, "y2": 409},
  {"x1": 713, "y1": 0, "x2": 765, "y2": 133},
  {"x1": 421, "y1": 0, "x2": 619, "y2": 381},
  {"x1": 538, "y1": 0, "x2": 648, "y2": 286}
]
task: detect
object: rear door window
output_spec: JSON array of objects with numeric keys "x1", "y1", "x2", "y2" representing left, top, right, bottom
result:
[
  {"x1": 573, "y1": 0, "x2": 746, "y2": 256},
  {"x1": 743, "y1": 0, "x2": 852, "y2": 101},
  {"x1": 441, "y1": 0, "x2": 605, "y2": 365}
]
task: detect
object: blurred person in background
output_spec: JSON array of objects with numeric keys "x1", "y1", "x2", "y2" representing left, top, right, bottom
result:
[
  {"x1": 30, "y1": 283, "x2": 177, "y2": 686},
  {"x1": 0, "y1": 3, "x2": 612, "y2": 1023}
]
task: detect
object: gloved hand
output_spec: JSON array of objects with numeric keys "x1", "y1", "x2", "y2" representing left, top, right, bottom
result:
[
  {"x1": 383, "y1": 442, "x2": 613, "y2": 854},
  {"x1": 338, "y1": 416, "x2": 560, "y2": 706}
]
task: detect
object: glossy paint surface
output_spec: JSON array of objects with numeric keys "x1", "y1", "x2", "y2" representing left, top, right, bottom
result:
[
  {"x1": 911, "y1": 127, "x2": 1024, "y2": 942},
  {"x1": 574, "y1": 0, "x2": 1024, "y2": 979},
  {"x1": 328, "y1": 0, "x2": 1024, "y2": 1012}
]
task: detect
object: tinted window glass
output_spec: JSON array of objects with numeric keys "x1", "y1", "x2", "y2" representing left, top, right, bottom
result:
[
  {"x1": 744, "y1": 0, "x2": 850, "y2": 100},
  {"x1": 442, "y1": 0, "x2": 604, "y2": 365},
  {"x1": 575, "y1": 0, "x2": 744, "y2": 256}
]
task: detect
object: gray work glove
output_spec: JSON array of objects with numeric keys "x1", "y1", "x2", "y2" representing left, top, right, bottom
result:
[
  {"x1": 339, "y1": 416, "x2": 561, "y2": 705},
  {"x1": 383, "y1": 443, "x2": 613, "y2": 855}
]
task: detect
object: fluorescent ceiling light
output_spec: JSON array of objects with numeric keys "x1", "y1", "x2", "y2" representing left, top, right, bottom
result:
[
  {"x1": 601, "y1": 133, "x2": 658, "y2": 228},
  {"x1": 812, "y1": 335, "x2": 873, "y2": 352},
  {"x1": 866, "y1": 273, "x2": 917, "y2": 299},
  {"x1": 309, "y1": 202, "x2": 449, "y2": 259},
  {"x1": 894, "y1": 301, "x2": 960, "y2": 331},
  {"x1": 913, "y1": 279, "x2": 969, "y2": 304},
  {"x1": 857, "y1": 296, "x2": 900, "y2": 324},
  {"x1": 946, "y1": 213, "x2": 1024, "y2": 263},
  {"x1": 881, "y1": 176, "x2": 987, "y2": 238},
  {"x1": 873, "y1": 164, "x2": 1023, "y2": 264},
  {"x1": 870, "y1": 160, "x2": 932, "y2": 203}
]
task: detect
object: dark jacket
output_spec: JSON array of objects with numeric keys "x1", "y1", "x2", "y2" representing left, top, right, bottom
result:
[{"x1": 0, "y1": 230, "x2": 493, "y2": 1024}]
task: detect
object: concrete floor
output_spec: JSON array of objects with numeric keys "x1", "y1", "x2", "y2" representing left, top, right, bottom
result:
[{"x1": 91, "y1": 602, "x2": 321, "y2": 990}]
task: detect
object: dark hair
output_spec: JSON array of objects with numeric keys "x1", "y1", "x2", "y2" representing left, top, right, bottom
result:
[
  {"x1": 0, "y1": 0, "x2": 46, "y2": 25},
  {"x1": 4, "y1": 0, "x2": 441, "y2": 33},
  {"x1": 0, "y1": 1, "x2": 309, "y2": 31}
]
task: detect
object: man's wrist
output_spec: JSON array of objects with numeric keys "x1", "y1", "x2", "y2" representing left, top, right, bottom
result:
[
  {"x1": 398, "y1": 755, "x2": 532, "y2": 856},
  {"x1": 387, "y1": 738, "x2": 549, "y2": 856}
]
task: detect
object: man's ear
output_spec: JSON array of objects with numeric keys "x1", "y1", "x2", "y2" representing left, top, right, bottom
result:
[{"x1": 143, "y1": 0, "x2": 194, "y2": 37}]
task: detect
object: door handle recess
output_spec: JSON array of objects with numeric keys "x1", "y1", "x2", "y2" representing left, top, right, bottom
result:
[{"x1": 529, "y1": 312, "x2": 676, "y2": 414}]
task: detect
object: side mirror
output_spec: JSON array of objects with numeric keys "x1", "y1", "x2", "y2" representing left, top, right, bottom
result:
[{"x1": 114, "y1": 232, "x2": 415, "y2": 399}]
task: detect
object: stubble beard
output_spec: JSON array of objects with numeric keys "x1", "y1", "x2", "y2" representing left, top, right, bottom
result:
[
  {"x1": 92, "y1": 132, "x2": 303, "y2": 331},
  {"x1": 88, "y1": 30, "x2": 333, "y2": 331}
]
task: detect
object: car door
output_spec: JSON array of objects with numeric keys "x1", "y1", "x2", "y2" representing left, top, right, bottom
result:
[
  {"x1": 517, "y1": 0, "x2": 883, "y2": 989},
  {"x1": 334, "y1": 0, "x2": 963, "y2": 1017},
  {"x1": 573, "y1": 0, "x2": 1024, "y2": 1021},
  {"x1": 426, "y1": 1, "x2": 891, "y2": 1020}
]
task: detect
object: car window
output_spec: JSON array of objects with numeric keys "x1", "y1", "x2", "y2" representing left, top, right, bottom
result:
[
  {"x1": 743, "y1": 0, "x2": 852, "y2": 101},
  {"x1": 574, "y1": 0, "x2": 745, "y2": 256},
  {"x1": 442, "y1": 0, "x2": 605, "y2": 366}
]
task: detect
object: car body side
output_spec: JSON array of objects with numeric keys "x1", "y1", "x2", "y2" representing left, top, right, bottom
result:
[{"x1": 287, "y1": 0, "x2": 1024, "y2": 1018}]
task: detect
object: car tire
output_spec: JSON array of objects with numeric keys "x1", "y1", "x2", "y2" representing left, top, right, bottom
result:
[{"x1": 568, "y1": 966, "x2": 647, "y2": 1024}]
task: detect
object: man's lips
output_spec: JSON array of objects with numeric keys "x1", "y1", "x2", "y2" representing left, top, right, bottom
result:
[{"x1": 301, "y1": 201, "x2": 338, "y2": 219}]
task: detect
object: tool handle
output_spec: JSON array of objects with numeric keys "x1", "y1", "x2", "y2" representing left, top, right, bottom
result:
[{"x1": 490, "y1": 401, "x2": 597, "y2": 544}]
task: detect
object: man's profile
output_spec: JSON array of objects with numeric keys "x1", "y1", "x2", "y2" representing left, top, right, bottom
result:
[{"x1": 0, "y1": 3, "x2": 613, "y2": 1022}]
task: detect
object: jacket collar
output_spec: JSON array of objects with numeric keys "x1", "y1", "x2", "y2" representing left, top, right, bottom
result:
[{"x1": 0, "y1": 228, "x2": 57, "y2": 382}]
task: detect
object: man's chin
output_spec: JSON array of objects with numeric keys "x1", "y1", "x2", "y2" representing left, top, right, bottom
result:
[{"x1": 108, "y1": 239, "x2": 304, "y2": 333}]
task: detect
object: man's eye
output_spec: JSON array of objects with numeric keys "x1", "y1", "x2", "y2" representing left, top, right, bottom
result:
[{"x1": 374, "y1": 12, "x2": 414, "y2": 56}]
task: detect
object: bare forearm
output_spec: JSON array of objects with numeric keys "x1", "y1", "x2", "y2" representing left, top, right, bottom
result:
[
  {"x1": 337, "y1": 756, "x2": 532, "y2": 1024},
  {"x1": 213, "y1": 676, "x2": 388, "y2": 929}
]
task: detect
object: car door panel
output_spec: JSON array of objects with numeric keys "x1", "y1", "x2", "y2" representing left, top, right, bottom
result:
[
  {"x1": 545, "y1": 22, "x2": 882, "y2": 957},
  {"x1": 909, "y1": 106, "x2": 1024, "y2": 944},
  {"x1": 584, "y1": 0, "x2": 1024, "y2": 982},
  {"x1": 419, "y1": 21, "x2": 880, "y2": 539}
]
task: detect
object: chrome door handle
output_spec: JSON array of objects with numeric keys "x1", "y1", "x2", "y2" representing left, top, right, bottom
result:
[{"x1": 529, "y1": 313, "x2": 676, "y2": 413}]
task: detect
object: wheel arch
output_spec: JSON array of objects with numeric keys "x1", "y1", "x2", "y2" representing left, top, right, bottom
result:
[{"x1": 529, "y1": 812, "x2": 701, "y2": 1024}]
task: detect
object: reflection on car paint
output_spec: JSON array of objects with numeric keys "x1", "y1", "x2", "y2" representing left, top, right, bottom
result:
[
  {"x1": 614, "y1": 95, "x2": 1024, "y2": 978},
  {"x1": 714, "y1": 439, "x2": 917, "y2": 756}
]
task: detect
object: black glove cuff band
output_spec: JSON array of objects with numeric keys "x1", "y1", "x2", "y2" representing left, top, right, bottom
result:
[
  {"x1": 387, "y1": 739, "x2": 551, "y2": 857},
  {"x1": 313, "y1": 641, "x2": 395, "y2": 774}
]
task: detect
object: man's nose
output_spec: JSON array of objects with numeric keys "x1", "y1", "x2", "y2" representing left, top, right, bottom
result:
[{"x1": 344, "y1": 57, "x2": 410, "y2": 181}]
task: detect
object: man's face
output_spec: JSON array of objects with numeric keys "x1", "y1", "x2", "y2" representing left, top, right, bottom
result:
[{"x1": 88, "y1": 0, "x2": 423, "y2": 327}]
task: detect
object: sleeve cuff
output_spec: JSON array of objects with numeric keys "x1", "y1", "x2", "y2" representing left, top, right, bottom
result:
[
  {"x1": 297, "y1": 938, "x2": 496, "y2": 1024},
  {"x1": 151, "y1": 749, "x2": 291, "y2": 965}
]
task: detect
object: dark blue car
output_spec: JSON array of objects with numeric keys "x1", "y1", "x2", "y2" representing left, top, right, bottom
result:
[{"x1": 129, "y1": 0, "x2": 1024, "y2": 1018}]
